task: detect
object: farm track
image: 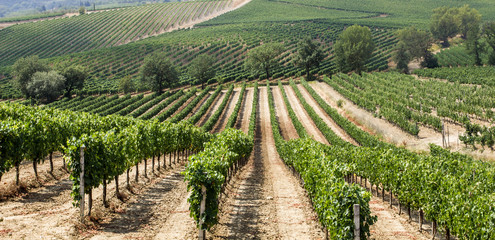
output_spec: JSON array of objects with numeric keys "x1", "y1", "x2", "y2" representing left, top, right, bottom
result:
[
  {"x1": 296, "y1": 84, "x2": 359, "y2": 145},
  {"x1": 212, "y1": 90, "x2": 240, "y2": 133}
]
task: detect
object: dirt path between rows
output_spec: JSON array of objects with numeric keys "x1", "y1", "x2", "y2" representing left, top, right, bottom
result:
[
  {"x1": 137, "y1": 96, "x2": 171, "y2": 118},
  {"x1": 272, "y1": 86, "x2": 299, "y2": 140},
  {"x1": 236, "y1": 88, "x2": 254, "y2": 134},
  {"x1": 0, "y1": 153, "x2": 188, "y2": 239},
  {"x1": 296, "y1": 84, "x2": 358, "y2": 146},
  {"x1": 90, "y1": 167, "x2": 193, "y2": 240},
  {"x1": 311, "y1": 82, "x2": 419, "y2": 147},
  {"x1": 211, "y1": 87, "x2": 325, "y2": 239},
  {"x1": 185, "y1": 93, "x2": 211, "y2": 121},
  {"x1": 154, "y1": 95, "x2": 183, "y2": 119},
  {"x1": 311, "y1": 81, "x2": 495, "y2": 161},
  {"x1": 169, "y1": 94, "x2": 197, "y2": 119},
  {"x1": 212, "y1": 90, "x2": 240, "y2": 133},
  {"x1": 197, "y1": 91, "x2": 226, "y2": 127},
  {"x1": 283, "y1": 85, "x2": 329, "y2": 144},
  {"x1": 0, "y1": 152, "x2": 66, "y2": 199}
]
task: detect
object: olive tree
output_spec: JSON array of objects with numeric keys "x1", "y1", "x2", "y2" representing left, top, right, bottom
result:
[
  {"x1": 12, "y1": 55, "x2": 50, "y2": 98},
  {"x1": 430, "y1": 7, "x2": 460, "y2": 47},
  {"x1": 26, "y1": 71, "x2": 65, "y2": 102}
]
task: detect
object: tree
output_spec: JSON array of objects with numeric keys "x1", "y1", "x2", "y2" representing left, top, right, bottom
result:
[
  {"x1": 294, "y1": 38, "x2": 325, "y2": 80},
  {"x1": 12, "y1": 55, "x2": 50, "y2": 98},
  {"x1": 118, "y1": 76, "x2": 135, "y2": 94},
  {"x1": 483, "y1": 21, "x2": 495, "y2": 65},
  {"x1": 420, "y1": 51, "x2": 439, "y2": 69},
  {"x1": 26, "y1": 71, "x2": 65, "y2": 102},
  {"x1": 188, "y1": 54, "x2": 216, "y2": 89},
  {"x1": 465, "y1": 25, "x2": 482, "y2": 66},
  {"x1": 141, "y1": 52, "x2": 179, "y2": 94},
  {"x1": 396, "y1": 27, "x2": 432, "y2": 60},
  {"x1": 457, "y1": 5, "x2": 481, "y2": 39},
  {"x1": 393, "y1": 41, "x2": 410, "y2": 73},
  {"x1": 430, "y1": 7, "x2": 460, "y2": 47},
  {"x1": 79, "y1": 6, "x2": 86, "y2": 15},
  {"x1": 334, "y1": 25, "x2": 375, "y2": 75},
  {"x1": 59, "y1": 64, "x2": 88, "y2": 98},
  {"x1": 245, "y1": 42, "x2": 284, "y2": 80}
]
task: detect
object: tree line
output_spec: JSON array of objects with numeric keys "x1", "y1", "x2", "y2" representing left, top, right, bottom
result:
[{"x1": 395, "y1": 5, "x2": 495, "y2": 73}]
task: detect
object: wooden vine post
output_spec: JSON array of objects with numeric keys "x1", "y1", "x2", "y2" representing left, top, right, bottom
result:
[
  {"x1": 80, "y1": 145, "x2": 86, "y2": 222},
  {"x1": 199, "y1": 185, "x2": 207, "y2": 240},
  {"x1": 354, "y1": 204, "x2": 360, "y2": 240}
]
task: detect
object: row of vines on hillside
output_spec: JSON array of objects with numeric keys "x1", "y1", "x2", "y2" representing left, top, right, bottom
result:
[{"x1": 0, "y1": 102, "x2": 210, "y2": 214}]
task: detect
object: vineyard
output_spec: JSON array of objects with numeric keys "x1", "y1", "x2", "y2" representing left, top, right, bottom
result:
[
  {"x1": 2, "y1": 74, "x2": 495, "y2": 238},
  {"x1": 0, "y1": 0, "x2": 234, "y2": 67},
  {"x1": 2, "y1": 0, "x2": 495, "y2": 239},
  {"x1": 0, "y1": 0, "x2": 401, "y2": 98},
  {"x1": 325, "y1": 72, "x2": 495, "y2": 135},
  {"x1": 0, "y1": 22, "x2": 396, "y2": 99}
]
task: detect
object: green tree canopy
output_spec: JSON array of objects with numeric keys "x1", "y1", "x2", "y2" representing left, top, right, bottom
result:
[
  {"x1": 245, "y1": 42, "x2": 284, "y2": 80},
  {"x1": 294, "y1": 38, "x2": 325, "y2": 80},
  {"x1": 334, "y1": 25, "x2": 375, "y2": 75},
  {"x1": 59, "y1": 64, "x2": 88, "y2": 98},
  {"x1": 12, "y1": 55, "x2": 50, "y2": 98},
  {"x1": 141, "y1": 52, "x2": 179, "y2": 94},
  {"x1": 457, "y1": 5, "x2": 481, "y2": 39},
  {"x1": 393, "y1": 41, "x2": 410, "y2": 73},
  {"x1": 26, "y1": 71, "x2": 65, "y2": 103},
  {"x1": 118, "y1": 76, "x2": 136, "y2": 94},
  {"x1": 430, "y1": 7, "x2": 460, "y2": 47},
  {"x1": 483, "y1": 21, "x2": 495, "y2": 65},
  {"x1": 396, "y1": 26, "x2": 432, "y2": 60},
  {"x1": 188, "y1": 54, "x2": 216, "y2": 89}
]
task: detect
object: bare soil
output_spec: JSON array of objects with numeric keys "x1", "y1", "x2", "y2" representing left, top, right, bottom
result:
[
  {"x1": 0, "y1": 153, "x2": 189, "y2": 239},
  {"x1": 197, "y1": 91, "x2": 226, "y2": 127},
  {"x1": 236, "y1": 88, "x2": 254, "y2": 134},
  {"x1": 169, "y1": 93, "x2": 197, "y2": 119},
  {"x1": 0, "y1": 152, "x2": 67, "y2": 200},
  {"x1": 185, "y1": 93, "x2": 211, "y2": 120},
  {"x1": 212, "y1": 90, "x2": 240, "y2": 133},
  {"x1": 272, "y1": 86, "x2": 299, "y2": 140},
  {"x1": 210, "y1": 87, "x2": 325, "y2": 239},
  {"x1": 296, "y1": 84, "x2": 358, "y2": 145},
  {"x1": 283, "y1": 85, "x2": 329, "y2": 144},
  {"x1": 153, "y1": 95, "x2": 184, "y2": 119}
]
